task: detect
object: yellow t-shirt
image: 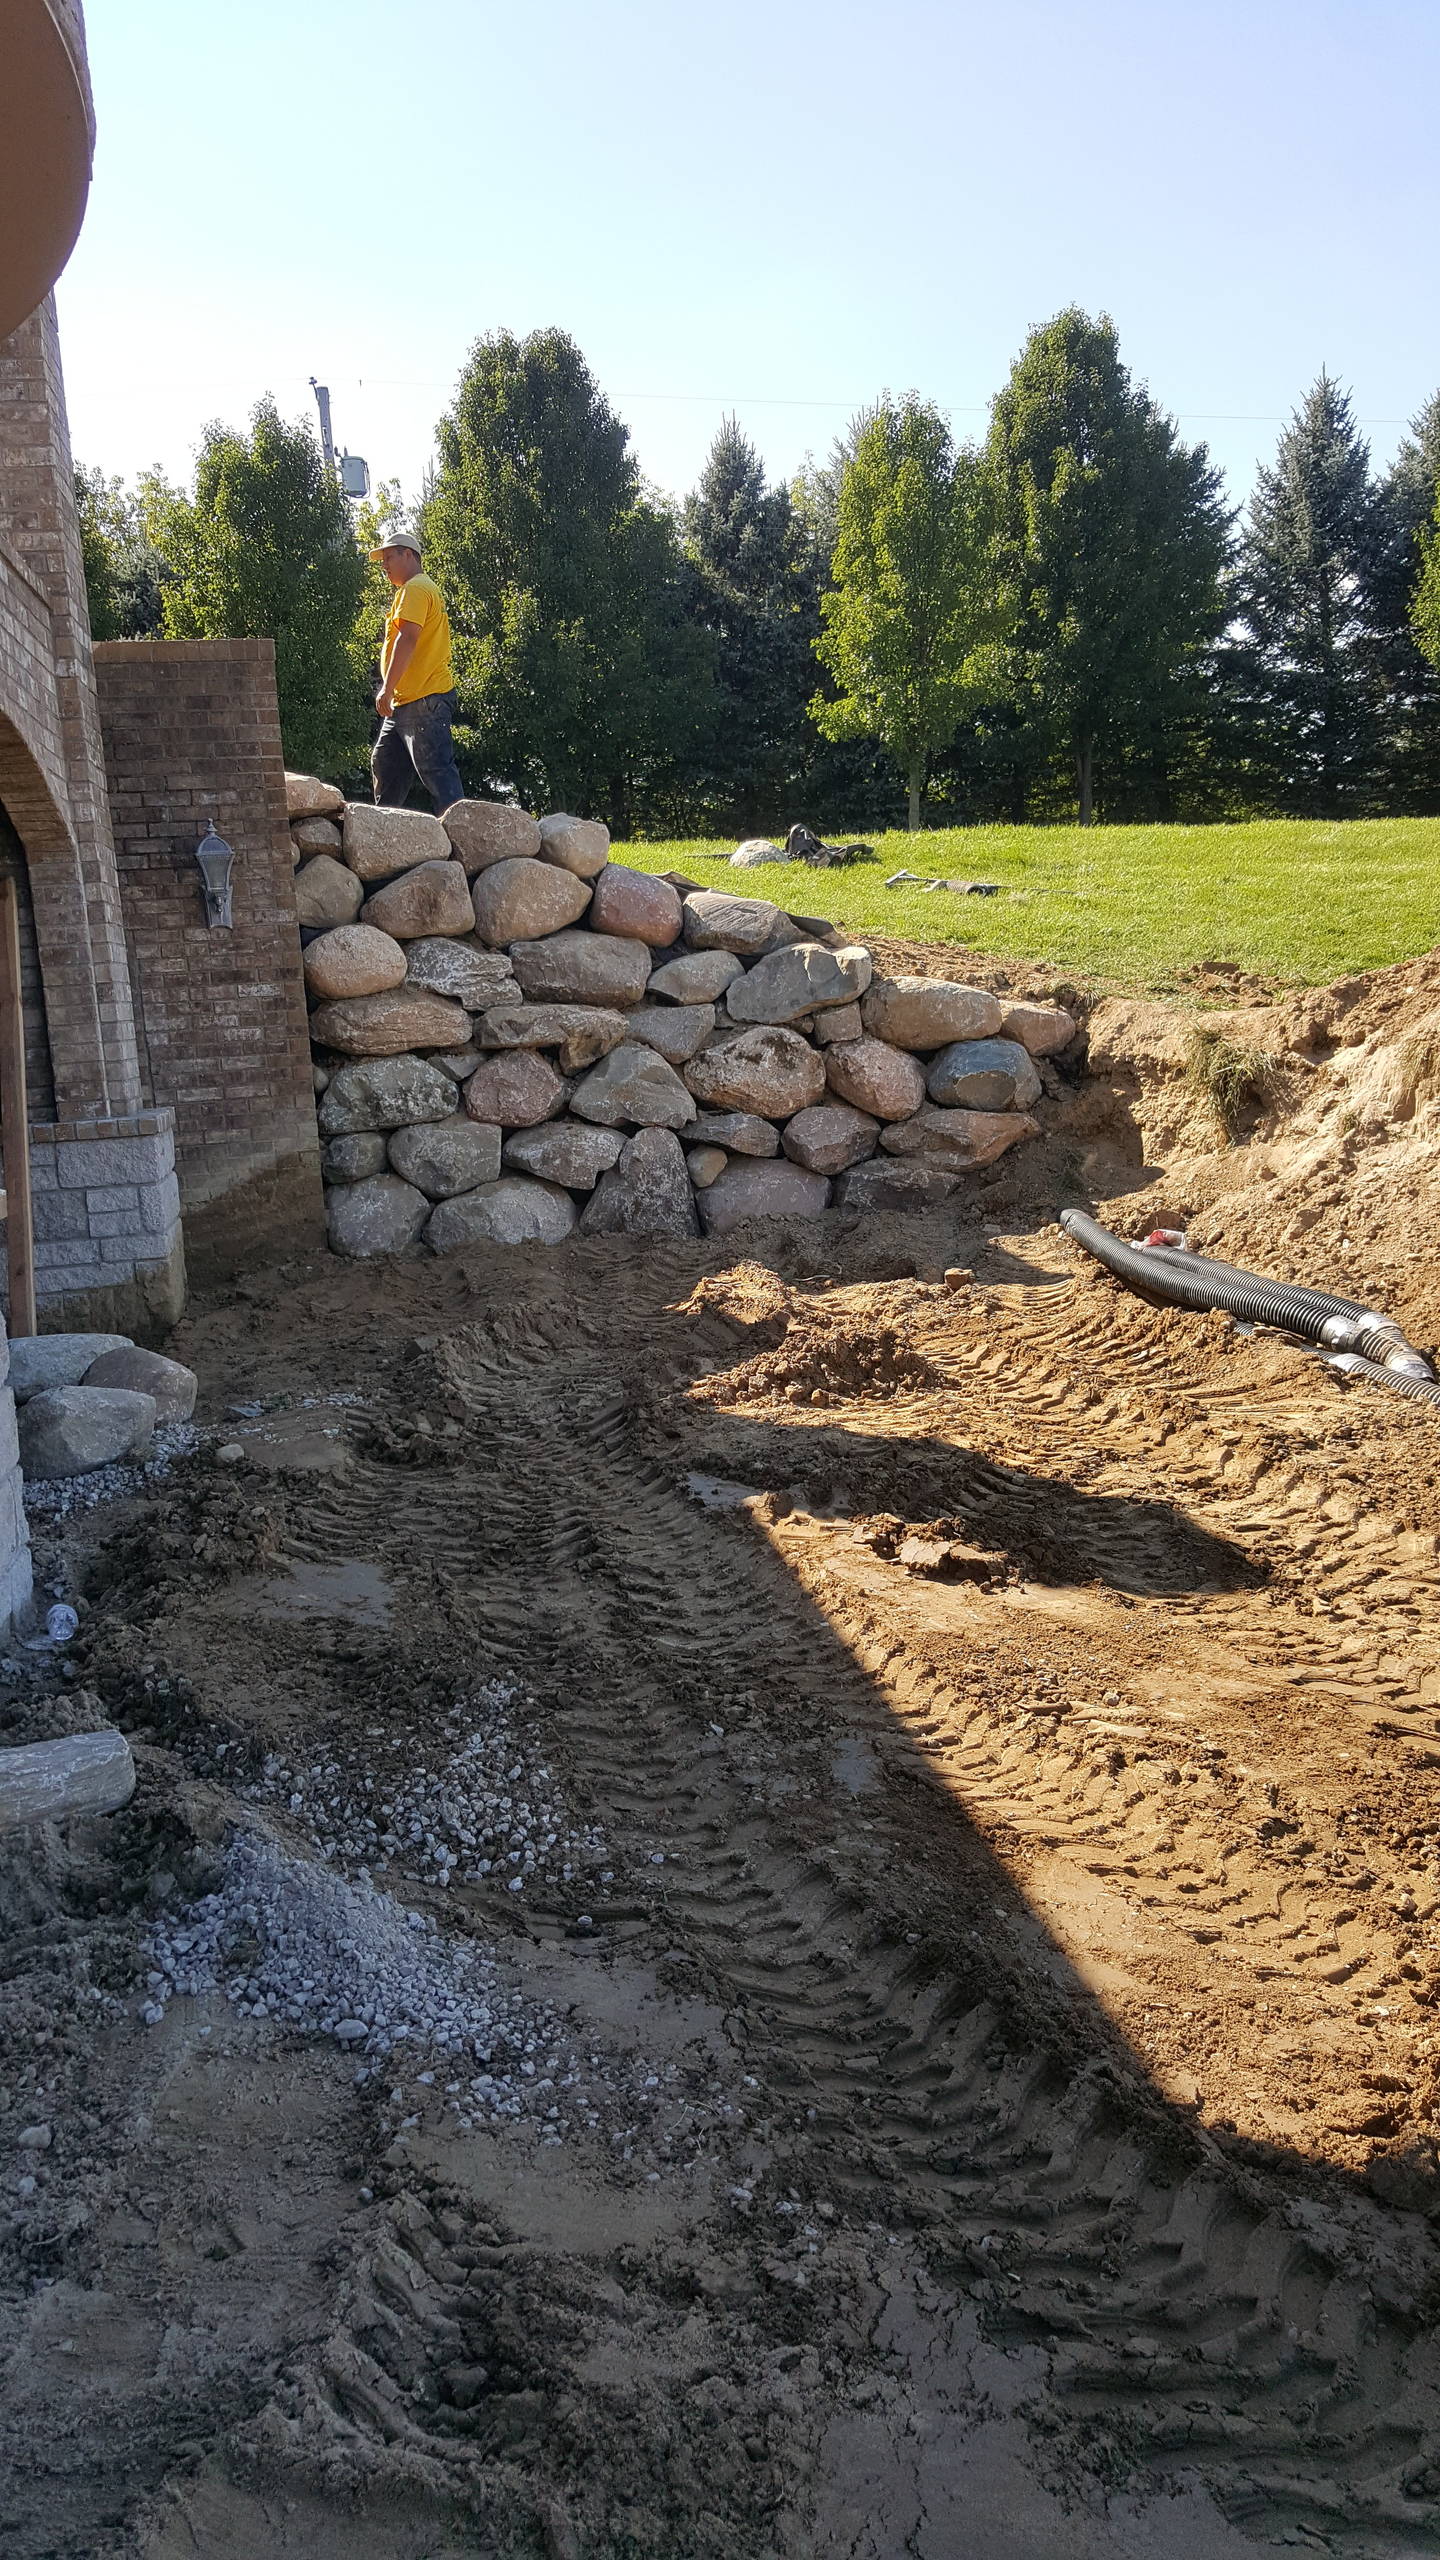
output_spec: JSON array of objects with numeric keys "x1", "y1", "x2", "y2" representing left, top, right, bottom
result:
[{"x1": 383, "y1": 571, "x2": 454, "y2": 706}]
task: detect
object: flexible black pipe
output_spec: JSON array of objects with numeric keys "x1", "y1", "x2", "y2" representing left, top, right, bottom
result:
[{"x1": 1059, "y1": 1209, "x2": 1437, "y2": 1402}]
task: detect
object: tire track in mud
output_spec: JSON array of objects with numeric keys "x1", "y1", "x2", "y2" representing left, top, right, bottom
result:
[{"x1": 285, "y1": 1258, "x2": 1440, "y2": 2553}]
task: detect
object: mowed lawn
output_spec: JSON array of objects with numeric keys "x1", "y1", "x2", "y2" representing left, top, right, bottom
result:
[{"x1": 612, "y1": 819, "x2": 1440, "y2": 990}]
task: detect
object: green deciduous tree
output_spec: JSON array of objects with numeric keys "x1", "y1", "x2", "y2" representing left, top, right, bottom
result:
[
  {"x1": 1235, "y1": 372, "x2": 1382, "y2": 815},
  {"x1": 141, "y1": 397, "x2": 367, "y2": 776},
  {"x1": 985, "y1": 310, "x2": 1230, "y2": 824},
  {"x1": 425, "y1": 329, "x2": 712, "y2": 825},
  {"x1": 74, "y1": 466, "x2": 164, "y2": 641},
  {"x1": 682, "y1": 418, "x2": 819, "y2": 831},
  {"x1": 811, "y1": 397, "x2": 997, "y2": 830}
]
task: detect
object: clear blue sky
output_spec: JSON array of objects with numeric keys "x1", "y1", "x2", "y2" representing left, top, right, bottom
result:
[{"x1": 58, "y1": 0, "x2": 1439, "y2": 520}]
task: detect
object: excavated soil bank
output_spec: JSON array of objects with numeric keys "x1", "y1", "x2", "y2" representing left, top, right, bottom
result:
[{"x1": 6, "y1": 945, "x2": 1440, "y2": 2555}]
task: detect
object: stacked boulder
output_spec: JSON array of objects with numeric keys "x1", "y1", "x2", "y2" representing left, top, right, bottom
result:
[
  {"x1": 12, "y1": 1333, "x2": 198, "y2": 1479},
  {"x1": 285, "y1": 777, "x2": 1076, "y2": 1258}
]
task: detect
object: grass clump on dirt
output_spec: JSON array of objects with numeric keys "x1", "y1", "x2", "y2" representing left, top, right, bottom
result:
[
  {"x1": 613, "y1": 815, "x2": 1440, "y2": 991},
  {"x1": 1184, "y1": 1024, "x2": 1277, "y2": 1133}
]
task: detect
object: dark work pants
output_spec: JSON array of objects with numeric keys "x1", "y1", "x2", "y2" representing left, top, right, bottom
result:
[{"x1": 371, "y1": 688, "x2": 465, "y2": 812}]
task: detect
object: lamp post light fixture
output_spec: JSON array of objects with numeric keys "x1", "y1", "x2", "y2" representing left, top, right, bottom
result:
[{"x1": 194, "y1": 819, "x2": 236, "y2": 928}]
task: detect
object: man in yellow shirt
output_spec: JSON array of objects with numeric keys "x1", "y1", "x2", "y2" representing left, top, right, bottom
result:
[{"x1": 368, "y1": 529, "x2": 465, "y2": 813}]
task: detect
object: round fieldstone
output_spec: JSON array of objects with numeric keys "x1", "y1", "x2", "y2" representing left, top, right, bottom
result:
[
  {"x1": 342, "y1": 803, "x2": 449, "y2": 879},
  {"x1": 471, "y1": 858, "x2": 593, "y2": 947},
  {"x1": 924, "y1": 1036, "x2": 1042, "y2": 1112},
  {"x1": 510, "y1": 929, "x2": 651, "y2": 1009},
  {"x1": 823, "y1": 1036, "x2": 927, "y2": 1121},
  {"x1": 860, "y1": 975, "x2": 1003, "y2": 1050},
  {"x1": 729, "y1": 838, "x2": 783, "y2": 866},
  {"x1": 290, "y1": 815, "x2": 343, "y2": 855},
  {"x1": 294, "y1": 855, "x2": 364, "y2": 929},
  {"x1": 726, "y1": 941, "x2": 873, "y2": 1025},
  {"x1": 814, "y1": 1001, "x2": 864, "y2": 1047},
  {"x1": 403, "y1": 938, "x2": 518, "y2": 1008},
  {"x1": 303, "y1": 923, "x2": 408, "y2": 1001},
  {"x1": 477, "y1": 1003, "x2": 627, "y2": 1073},
  {"x1": 9, "y1": 1334, "x2": 132, "y2": 1400},
  {"x1": 82, "y1": 1344, "x2": 198, "y2": 1422},
  {"x1": 684, "y1": 1025, "x2": 826, "y2": 1118},
  {"x1": 442, "y1": 801, "x2": 542, "y2": 871},
  {"x1": 360, "y1": 860, "x2": 475, "y2": 940},
  {"x1": 685, "y1": 1145, "x2": 729, "y2": 1189},
  {"x1": 999, "y1": 1000, "x2": 1079, "y2": 1057},
  {"x1": 387, "y1": 1116, "x2": 503, "y2": 1199},
  {"x1": 462, "y1": 1050, "x2": 567, "y2": 1128},
  {"x1": 501, "y1": 1123, "x2": 625, "y2": 1188},
  {"x1": 680, "y1": 890, "x2": 785, "y2": 955},
  {"x1": 536, "y1": 814, "x2": 611, "y2": 878},
  {"x1": 427, "y1": 1177, "x2": 578, "y2": 1252},
  {"x1": 326, "y1": 1173, "x2": 431, "y2": 1257},
  {"x1": 578, "y1": 1127, "x2": 699, "y2": 1237},
  {"x1": 697, "y1": 1160, "x2": 831, "y2": 1234},
  {"x1": 588, "y1": 867, "x2": 683, "y2": 946},
  {"x1": 833, "y1": 1161, "x2": 961, "y2": 1213},
  {"x1": 425, "y1": 1047, "x2": 485, "y2": 1083},
  {"x1": 686, "y1": 1110, "x2": 779, "y2": 1157},
  {"x1": 780, "y1": 1103, "x2": 879, "y2": 1175},
  {"x1": 286, "y1": 772, "x2": 344, "y2": 819},
  {"x1": 568, "y1": 1043, "x2": 697, "y2": 1130},
  {"x1": 307, "y1": 986, "x2": 471, "y2": 1056},
  {"x1": 624, "y1": 1002, "x2": 715, "y2": 1064},
  {"x1": 322, "y1": 1132, "x2": 389, "y2": 1182},
  {"x1": 646, "y1": 949, "x2": 745, "y2": 1004},
  {"x1": 878, "y1": 1105, "x2": 1037, "y2": 1170},
  {"x1": 317, "y1": 1055, "x2": 457, "y2": 1136},
  {"x1": 18, "y1": 1386, "x2": 157, "y2": 1477}
]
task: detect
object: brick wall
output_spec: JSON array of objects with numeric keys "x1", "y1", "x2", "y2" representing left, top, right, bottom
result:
[{"x1": 92, "y1": 637, "x2": 323, "y2": 1271}]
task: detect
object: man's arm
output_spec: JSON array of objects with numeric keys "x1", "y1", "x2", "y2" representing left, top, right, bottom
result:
[{"x1": 377, "y1": 621, "x2": 421, "y2": 715}]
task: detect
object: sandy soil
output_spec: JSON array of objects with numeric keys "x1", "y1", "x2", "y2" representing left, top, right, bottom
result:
[{"x1": 7, "y1": 952, "x2": 1440, "y2": 2556}]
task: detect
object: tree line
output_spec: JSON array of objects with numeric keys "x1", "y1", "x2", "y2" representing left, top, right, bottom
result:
[{"x1": 76, "y1": 309, "x2": 1440, "y2": 832}]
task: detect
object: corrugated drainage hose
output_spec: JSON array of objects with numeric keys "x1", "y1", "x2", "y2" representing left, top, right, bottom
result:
[{"x1": 1060, "y1": 1208, "x2": 1440, "y2": 1410}]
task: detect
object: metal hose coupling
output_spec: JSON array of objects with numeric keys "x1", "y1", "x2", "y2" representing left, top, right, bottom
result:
[{"x1": 1318, "y1": 1311, "x2": 1436, "y2": 1379}]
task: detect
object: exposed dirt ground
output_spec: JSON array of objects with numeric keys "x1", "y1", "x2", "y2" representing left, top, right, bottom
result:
[{"x1": 7, "y1": 948, "x2": 1440, "y2": 2557}]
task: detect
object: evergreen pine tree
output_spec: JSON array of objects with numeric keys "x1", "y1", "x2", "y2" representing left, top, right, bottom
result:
[
  {"x1": 985, "y1": 310, "x2": 1230, "y2": 824},
  {"x1": 1368, "y1": 391, "x2": 1440, "y2": 806},
  {"x1": 1413, "y1": 482, "x2": 1440, "y2": 675},
  {"x1": 1236, "y1": 373, "x2": 1382, "y2": 815},
  {"x1": 683, "y1": 419, "x2": 818, "y2": 832}
]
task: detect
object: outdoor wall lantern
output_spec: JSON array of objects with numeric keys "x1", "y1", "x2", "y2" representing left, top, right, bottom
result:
[{"x1": 194, "y1": 819, "x2": 235, "y2": 928}]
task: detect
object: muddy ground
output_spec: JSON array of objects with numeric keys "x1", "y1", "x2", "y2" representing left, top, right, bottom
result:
[{"x1": 7, "y1": 952, "x2": 1440, "y2": 2557}]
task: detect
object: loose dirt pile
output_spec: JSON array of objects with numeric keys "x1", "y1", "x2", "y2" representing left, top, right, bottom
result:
[{"x1": 6, "y1": 943, "x2": 1440, "y2": 2556}]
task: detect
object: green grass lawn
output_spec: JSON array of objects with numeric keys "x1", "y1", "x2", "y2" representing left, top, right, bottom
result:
[{"x1": 612, "y1": 819, "x2": 1440, "y2": 992}]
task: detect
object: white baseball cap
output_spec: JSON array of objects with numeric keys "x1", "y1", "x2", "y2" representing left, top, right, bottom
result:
[{"x1": 369, "y1": 527, "x2": 423, "y2": 560}]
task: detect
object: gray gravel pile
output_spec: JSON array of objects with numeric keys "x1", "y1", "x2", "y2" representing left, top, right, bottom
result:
[
  {"x1": 236, "y1": 1678, "x2": 609, "y2": 1900},
  {"x1": 22, "y1": 1423, "x2": 199, "y2": 1519}
]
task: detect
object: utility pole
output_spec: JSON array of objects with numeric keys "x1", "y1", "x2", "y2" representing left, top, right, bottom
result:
[
  {"x1": 310, "y1": 376, "x2": 368, "y2": 499},
  {"x1": 309, "y1": 377, "x2": 336, "y2": 474}
]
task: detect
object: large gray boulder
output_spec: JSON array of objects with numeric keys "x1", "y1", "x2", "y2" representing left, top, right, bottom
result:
[
  {"x1": 290, "y1": 814, "x2": 343, "y2": 854},
  {"x1": 317, "y1": 1055, "x2": 457, "y2": 1136},
  {"x1": 360, "y1": 859, "x2": 475, "y2": 940},
  {"x1": 286, "y1": 772, "x2": 345, "y2": 820},
  {"x1": 322, "y1": 1133, "x2": 389, "y2": 1182},
  {"x1": 729, "y1": 838, "x2": 783, "y2": 866},
  {"x1": 427, "y1": 1177, "x2": 578, "y2": 1252},
  {"x1": 343, "y1": 803, "x2": 449, "y2": 878},
  {"x1": 568, "y1": 1043, "x2": 697, "y2": 1130},
  {"x1": 536, "y1": 814, "x2": 610, "y2": 879},
  {"x1": 302, "y1": 923, "x2": 407, "y2": 1000},
  {"x1": 686, "y1": 1109, "x2": 779, "y2": 1157},
  {"x1": 697, "y1": 1160, "x2": 831, "y2": 1234},
  {"x1": 294, "y1": 855, "x2": 364, "y2": 929},
  {"x1": 726, "y1": 940, "x2": 872, "y2": 1025},
  {"x1": 387, "y1": 1116, "x2": 503, "y2": 1199},
  {"x1": 878, "y1": 1105, "x2": 1038, "y2": 1170},
  {"x1": 860, "y1": 975, "x2": 1003, "y2": 1050},
  {"x1": 680, "y1": 890, "x2": 785, "y2": 955},
  {"x1": 83, "y1": 1344, "x2": 198, "y2": 1422},
  {"x1": 823, "y1": 1036, "x2": 927, "y2": 1122},
  {"x1": 578, "y1": 1127, "x2": 699, "y2": 1237},
  {"x1": 326, "y1": 1172, "x2": 431, "y2": 1257},
  {"x1": 588, "y1": 866, "x2": 684, "y2": 946},
  {"x1": 476, "y1": 1003, "x2": 627, "y2": 1073},
  {"x1": 1000, "y1": 999, "x2": 1079, "y2": 1057},
  {"x1": 9, "y1": 1333, "x2": 131, "y2": 1401},
  {"x1": 462, "y1": 1050, "x2": 567, "y2": 1127},
  {"x1": 510, "y1": 929, "x2": 650, "y2": 1009},
  {"x1": 624, "y1": 1002, "x2": 715, "y2": 1064},
  {"x1": 19, "y1": 1385, "x2": 157, "y2": 1477},
  {"x1": 501, "y1": 1123, "x2": 625, "y2": 1188},
  {"x1": 833, "y1": 1161, "x2": 962, "y2": 1213},
  {"x1": 684, "y1": 1025, "x2": 826, "y2": 1118},
  {"x1": 646, "y1": 949, "x2": 745, "y2": 1004},
  {"x1": 781, "y1": 1103, "x2": 879, "y2": 1175},
  {"x1": 403, "y1": 937, "x2": 518, "y2": 1009},
  {"x1": 308, "y1": 985, "x2": 471, "y2": 1056},
  {"x1": 471, "y1": 858, "x2": 592, "y2": 947},
  {"x1": 925, "y1": 1036, "x2": 1042, "y2": 1112},
  {"x1": 442, "y1": 801, "x2": 542, "y2": 872}
]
